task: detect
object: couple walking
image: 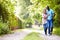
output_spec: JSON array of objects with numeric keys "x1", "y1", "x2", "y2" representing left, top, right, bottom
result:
[{"x1": 42, "y1": 6, "x2": 55, "y2": 35}]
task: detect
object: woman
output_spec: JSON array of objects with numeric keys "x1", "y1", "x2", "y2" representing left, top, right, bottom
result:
[{"x1": 42, "y1": 9, "x2": 48, "y2": 35}]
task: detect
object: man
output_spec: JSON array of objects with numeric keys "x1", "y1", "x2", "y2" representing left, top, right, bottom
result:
[{"x1": 46, "y1": 6, "x2": 55, "y2": 35}]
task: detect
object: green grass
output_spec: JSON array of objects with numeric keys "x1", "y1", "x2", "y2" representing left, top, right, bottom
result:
[
  {"x1": 23, "y1": 32, "x2": 44, "y2": 40},
  {"x1": 53, "y1": 27, "x2": 60, "y2": 36}
]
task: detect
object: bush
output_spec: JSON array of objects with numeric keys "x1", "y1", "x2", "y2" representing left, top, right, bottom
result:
[
  {"x1": 0, "y1": 22, "x2": 11, "y2": 35},
  {"x1": 53, "y1": 27, "x2": 60, "y2": 36},
  {"x1": 54, "y1": 5, "x2": 60, "y2": 27}
]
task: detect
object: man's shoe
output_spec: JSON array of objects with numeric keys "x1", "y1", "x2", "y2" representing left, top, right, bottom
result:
[
  {"x1": 45, "y1": 33, "x2": 47, "y2": 35},
  {"x1": 50, "y1": 32, "x2": 52, "y2": 35}
]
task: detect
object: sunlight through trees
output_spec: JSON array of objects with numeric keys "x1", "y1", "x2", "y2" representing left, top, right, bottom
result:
[{"x1": 0, "y1": 0, "x2": 60, "y2": 35}]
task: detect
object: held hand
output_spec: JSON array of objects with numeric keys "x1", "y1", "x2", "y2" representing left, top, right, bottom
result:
[{"x1": 48, "y1": 14, "x2": 50, "y2": 16}]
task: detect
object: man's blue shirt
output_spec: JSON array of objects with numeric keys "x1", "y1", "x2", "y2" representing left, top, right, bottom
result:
[{"x1": 46, "y1": 9, "x2": 54, "y2": 20}]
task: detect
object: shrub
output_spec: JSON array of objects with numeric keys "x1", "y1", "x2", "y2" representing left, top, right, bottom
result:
[
  {"x1": 0, "y1": 22, "x2": 11, "y2": 35},
  {"x1": 54, "y1": 5, "x2": 60, "y2": 27}
]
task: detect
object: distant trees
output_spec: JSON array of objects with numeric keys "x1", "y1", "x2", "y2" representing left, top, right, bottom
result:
[
  {"x1": 0, "y1": 0, "x2": 32, "y2": 29},
  {"x1": 0, "y1": 0, "x2": 18, "y2": 29},
  {"x1": 0, "y1": 0, "x2": 60, "y2": 30},
  {"x1": 29, "y1": 0, "x2": 60, "y2": 27}
]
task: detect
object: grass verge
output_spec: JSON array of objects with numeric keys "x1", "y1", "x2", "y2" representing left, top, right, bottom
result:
[
  {"x1": 23, "y1": 32, "x2": 44, "y2": 40},
  {"x1": 53, "y1": 27, "x2": 60, "y2": 36}
]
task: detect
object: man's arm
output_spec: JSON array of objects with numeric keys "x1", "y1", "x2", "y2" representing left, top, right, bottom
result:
[
  {"x1": 52, "y1": 10, "x2": 55, "y2": 21},
  {"x1": 53, "y1": 12, "x2": 55, "y2": 17},
  {"x1": 51, "y1": 9, "x2": 55, "y2": 17}
]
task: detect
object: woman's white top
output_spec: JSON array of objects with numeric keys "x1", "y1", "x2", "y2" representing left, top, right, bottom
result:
[{"x1": 42, "y1": 13, "x2": 48, "y2": 24}]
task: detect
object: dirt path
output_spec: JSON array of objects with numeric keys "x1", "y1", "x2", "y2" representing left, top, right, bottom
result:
[
  {"x1": 0, "y1": 28, "x2": 60, "y2": 40},
  {"x1": 0, "y1": 29, "x2": 32, "y2": 40},
  {"x1": 32, "y1": 25, "x2": 60, "y2": 40},
  {"x1": 40, "y1": 34, "x2": 60, "y2": 40},
  {"x1": 23, "y1": 29, "x2": 60, "y2": 40},
  {"x1": 33, "y1": 29, "x2": 60, "y2": 40}
]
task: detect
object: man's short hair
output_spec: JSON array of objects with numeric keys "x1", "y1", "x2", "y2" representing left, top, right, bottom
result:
[{"x1": 46, "y1": 6, "x2": 50, "y2": 11}]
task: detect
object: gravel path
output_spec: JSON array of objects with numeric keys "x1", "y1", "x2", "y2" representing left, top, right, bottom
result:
[
  {"x1": 0, "y1": 28, "x2": 60, "y2": 40},
  {"x1": 0, "y1": 29, "x2": 32, "y2": 40},
  {"x1": 35, "y1": 29, "x2": 60, "y2": 40}
]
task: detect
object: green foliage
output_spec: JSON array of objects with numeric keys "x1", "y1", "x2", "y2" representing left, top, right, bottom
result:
[
  {"x1": 0, "y1": 22, "x2": 10, "y2": 35},
  {"x1": 29, "y1": 0, "x2": 60, "y2": 27},
  {"x1": 54, "y1": 5, "x2": 60, "y2": 27},
  {"x1": 0, "y1": 0, "x2": 19, "y2": 29},
  {"x1": 0, "y1": 0, "x2": 60, "y2": 30},
  {"x1": 15, "y1": 0, "x2": 33, "y2": 28},
  {"x1": 33, "y1": 13, "x2": 42, "y2": 22},
  {"x1": 53, "y1": 27, "x2": 60, "y2": 36},
  {"x1": 18, "y1": 20, "x2": 25, "y2": 29}
]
